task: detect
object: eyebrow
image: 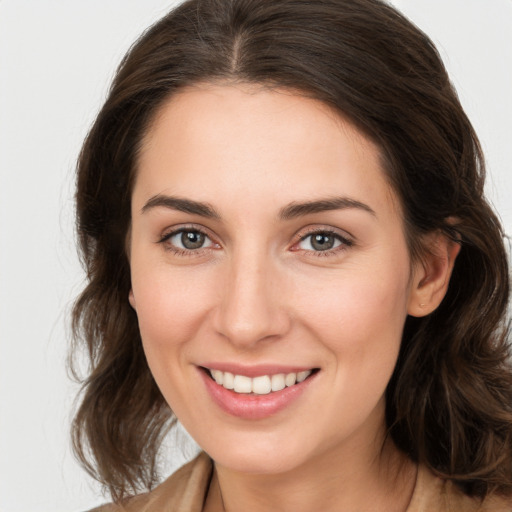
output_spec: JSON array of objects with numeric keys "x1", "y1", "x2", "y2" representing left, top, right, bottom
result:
[
  {"x1": 141, "y1": 195, "x2": 220, "y2": 219},
  {"x1": 141, "y1": 194, "x2": 376, "y2": 220},
  {"x1": 278, "y1": 197, "x2": 376, "y2": 220}
]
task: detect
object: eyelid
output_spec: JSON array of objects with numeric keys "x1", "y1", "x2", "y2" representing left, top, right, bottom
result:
[
  {"x1": 158, "y1": 222, "x2": 211, "y2": 239},
  {"x1": 290, "y1": 225, "x2": 355, "y2": 254},
  {"x1": 157, "y1": 223, "x2": 221, "y2": 253},
  {"x1": 156, "y1": 223, "x2": 354, "y2": 257}
]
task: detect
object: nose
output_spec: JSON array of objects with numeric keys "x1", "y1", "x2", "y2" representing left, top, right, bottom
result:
[{"x1": 213, "y1": 248, "x2": 291, "y2": 348}]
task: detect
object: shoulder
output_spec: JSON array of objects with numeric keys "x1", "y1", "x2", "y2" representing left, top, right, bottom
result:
[
  {"x1": 86, "y1": 452, "x2": 213, "y2": 512},
  {"x1": 408, "y1": 464, "x2": 512, "y2": 512}
]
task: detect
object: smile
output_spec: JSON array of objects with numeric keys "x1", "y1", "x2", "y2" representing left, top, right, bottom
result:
[
  {"x1": 207, "y1": 368, "x2": 314, "y2": 394},
  {"x1": 200, "y1": 365, "x2": 319, "y2": 419}
]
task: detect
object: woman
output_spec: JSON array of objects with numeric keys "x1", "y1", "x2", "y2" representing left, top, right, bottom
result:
[{"x1": 71, "y1": 0, "x2": 512, "y2": 510}]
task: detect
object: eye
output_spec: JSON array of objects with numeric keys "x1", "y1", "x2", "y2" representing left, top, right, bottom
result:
[
  {"x1": 296, "y1": 230, "x2": 352, "y2": 252},
  {"x1": 162, "y1": 229, "x2": 215, "y2": 251}
]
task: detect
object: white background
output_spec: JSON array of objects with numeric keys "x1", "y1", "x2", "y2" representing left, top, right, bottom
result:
[{"x1": 0, "y1": 1, "x2": 511, "y2": 511}]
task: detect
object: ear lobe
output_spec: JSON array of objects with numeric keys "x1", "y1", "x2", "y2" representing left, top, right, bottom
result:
[
  {"x1": 129, "y1": 289, "x2": 136, "y2": 310},
  {"x1": 407, "y1": 232, "x2": 461, "y2": 317}
]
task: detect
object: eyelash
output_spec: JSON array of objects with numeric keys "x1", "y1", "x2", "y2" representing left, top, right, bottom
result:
[
  {"x1": 292, "y1": 228, "x2": 354, "y2": 257},
  {"x1": 158, "y1": 225, "x2": 217, "y2": 257},
  {"x1": 157, "y1": 226, "x2": 354, "y2": 257}
]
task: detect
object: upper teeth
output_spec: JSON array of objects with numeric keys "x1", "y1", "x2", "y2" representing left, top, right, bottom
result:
[{"x1": 209, "y1": 369, "x2": 312, "y2": 394}]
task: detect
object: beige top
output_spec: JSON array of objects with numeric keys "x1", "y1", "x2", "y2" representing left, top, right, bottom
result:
[{"x1": 91, "y1": 452, "x2": 512, "y2": 512}]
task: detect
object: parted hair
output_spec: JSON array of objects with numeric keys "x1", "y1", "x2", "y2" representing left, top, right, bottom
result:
[{"x1": 71, "y1": 0, "x2": 512, "y2": 502}]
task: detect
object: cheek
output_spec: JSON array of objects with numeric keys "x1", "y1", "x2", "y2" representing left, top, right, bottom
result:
[
  {"x1": 297, "y1": 260, "x2": 411, "y2": 385},
  {"x1": 131, "y1": 260, "x2": 212, "y2": 341},
  {"x1": 308, "y1": 272, "x2": 410, "y2": 430},
  {"x1": 130, "y1": 265, "x2": 219, "y2": 414},
  {"x1": 299, "y1": 264, "x2": 410, "y2": 342}
]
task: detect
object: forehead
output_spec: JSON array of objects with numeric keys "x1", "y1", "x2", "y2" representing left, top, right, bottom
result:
[{"x1": 135, "y1": 83, "x2": 399, "y2": 218}]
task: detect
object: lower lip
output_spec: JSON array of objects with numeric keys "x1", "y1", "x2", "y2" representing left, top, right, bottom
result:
[{"x1": 199, "y1": 368, "x2": 316, "y2": 420}]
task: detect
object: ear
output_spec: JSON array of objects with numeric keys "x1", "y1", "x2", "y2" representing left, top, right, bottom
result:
[
  {"x1": 407, "y1": 231, "x2": 461, "y2": 317},
  {"x1": 128, "y1": 289, "x2": 137, "y2": 310}
]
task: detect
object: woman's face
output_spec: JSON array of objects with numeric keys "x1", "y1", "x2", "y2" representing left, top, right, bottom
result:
[{"x1": 129, "y1": 84, "x2": 422, "y2": 474}]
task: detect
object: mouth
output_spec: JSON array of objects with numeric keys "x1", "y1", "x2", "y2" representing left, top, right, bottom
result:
[
  {"x1": 202, "y1": 367, "x2": 319, "y2": 395},
  {"x1": 199, "y1": 365, "x2": 320, "y2": 419}
]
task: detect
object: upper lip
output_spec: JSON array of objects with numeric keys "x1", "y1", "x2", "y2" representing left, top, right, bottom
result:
[{"x1": 199, "y1": 363, "x2": 317, "y2": 378}]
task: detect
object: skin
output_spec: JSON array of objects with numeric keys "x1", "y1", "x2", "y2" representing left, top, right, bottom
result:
[{"x1": 128, "y1": 83, "x2": 459, "y2": 512}]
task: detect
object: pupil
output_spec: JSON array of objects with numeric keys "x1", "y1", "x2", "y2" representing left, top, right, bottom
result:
[
  {"x1": 311, "y1": 234, "x2": 334, "y2": 251},
  {"x1": 181, "y1": 231, "x2": 205, "y2": 249}
]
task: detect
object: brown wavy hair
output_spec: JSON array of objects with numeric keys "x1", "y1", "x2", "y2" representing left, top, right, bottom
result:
[{"x1": 70, "y1": 0, "x2": 512, "y2": 502}]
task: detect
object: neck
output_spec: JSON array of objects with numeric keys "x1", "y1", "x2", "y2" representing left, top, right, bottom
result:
[{"x1": 204, "y1": 435, "x2": 417, "y2": 512}]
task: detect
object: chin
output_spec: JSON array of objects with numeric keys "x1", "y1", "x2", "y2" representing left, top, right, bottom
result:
[
  {"x1": 198, "y1": 428, "x2": 319, "y2": 475},
  {"x1": 212, "y1": 448, "x2": 305, "y2": 475}
]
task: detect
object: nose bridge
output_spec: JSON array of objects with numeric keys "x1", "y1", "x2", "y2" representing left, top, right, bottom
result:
[{"x1": 214, "y1": 242, "x2": 288, "y2": 347}]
